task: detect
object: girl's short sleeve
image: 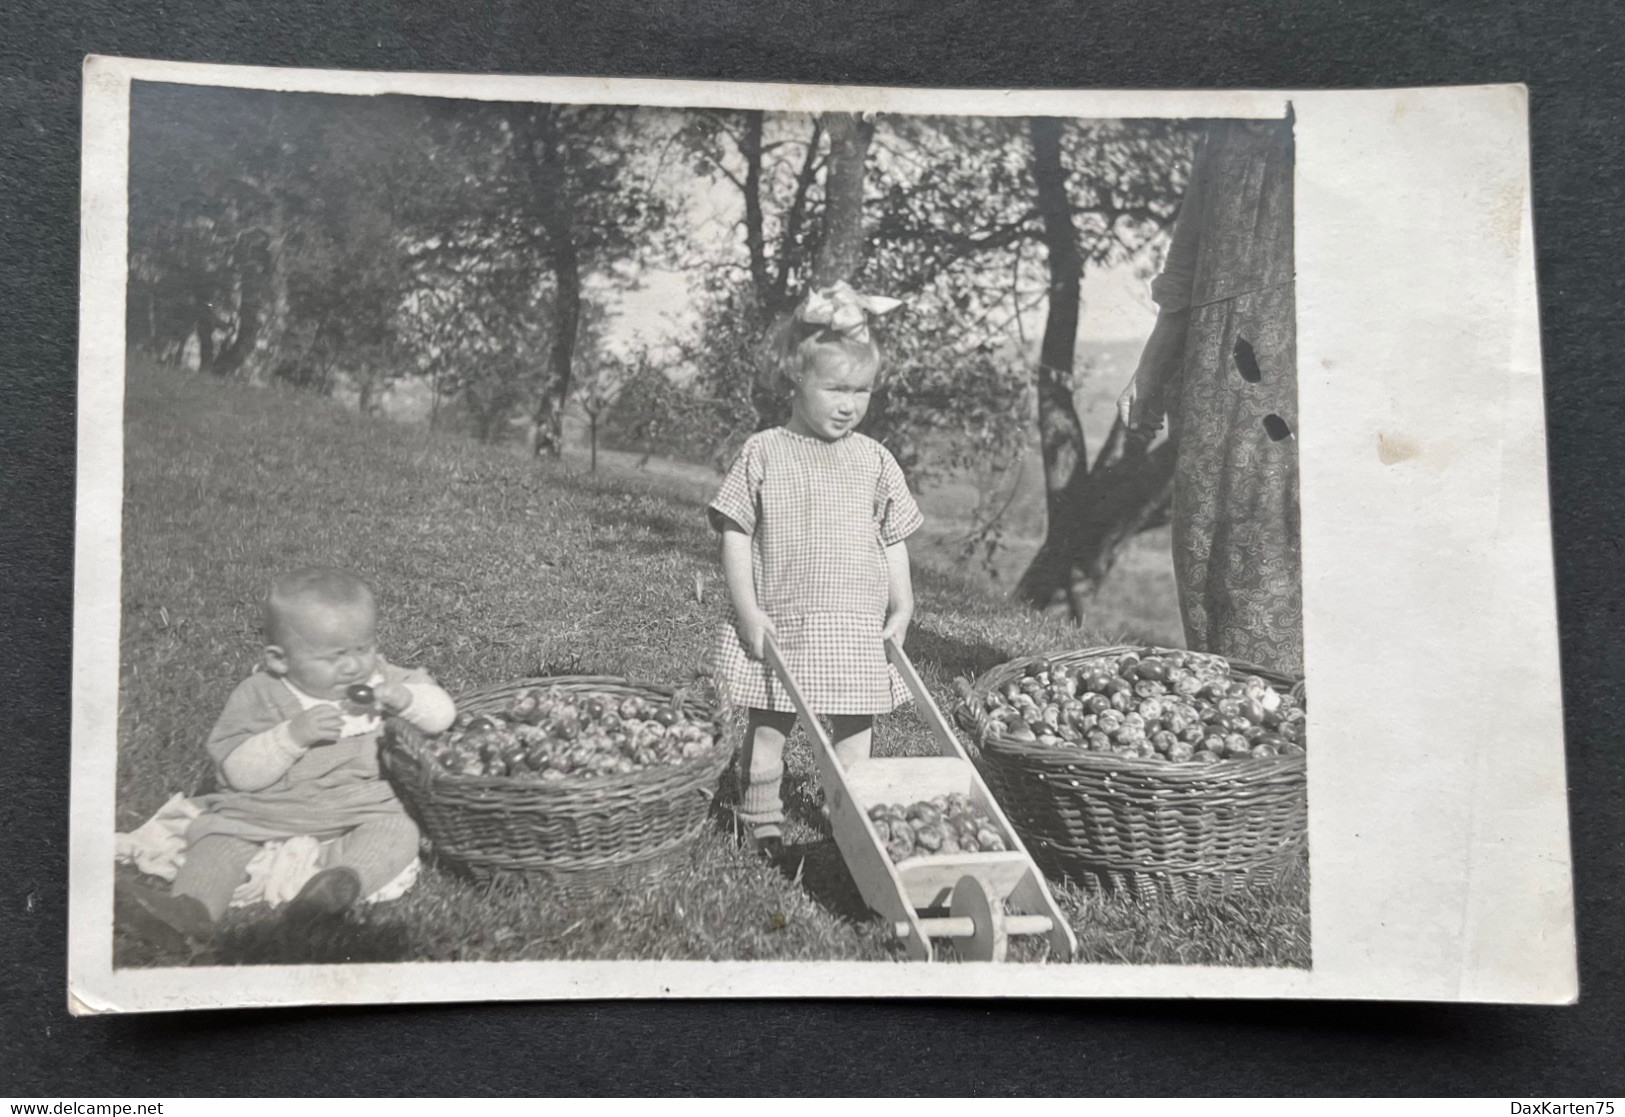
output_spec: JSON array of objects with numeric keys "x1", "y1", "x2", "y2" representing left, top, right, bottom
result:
[
  {"x1": 875, "y1": 446, "x2": 924, "y2": 546},
  {"x1": 708, "y1": 436, "x2": 764, "y2": 534}
]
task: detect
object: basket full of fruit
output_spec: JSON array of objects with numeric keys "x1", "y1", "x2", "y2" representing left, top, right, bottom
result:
[
  {"x1": 953, "y1": 646, "x2": 1307, "y2": 901},
  {"x1": 381, "y1": 676, "x2": 731, "y2": 893}
]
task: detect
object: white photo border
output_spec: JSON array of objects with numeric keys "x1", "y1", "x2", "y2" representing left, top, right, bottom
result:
[{"x1": 69, "y1": 56, "x2": 1575, "y2": 1013}]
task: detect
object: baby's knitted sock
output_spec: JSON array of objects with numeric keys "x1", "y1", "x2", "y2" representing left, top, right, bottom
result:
[{"x1": 173, "y1": 834, "x2": 260, "y2": 921}]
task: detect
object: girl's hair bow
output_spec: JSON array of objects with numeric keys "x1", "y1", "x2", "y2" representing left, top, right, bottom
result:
[{"x1": 794, "y1": 281, "x2": 902, "y2": 345}]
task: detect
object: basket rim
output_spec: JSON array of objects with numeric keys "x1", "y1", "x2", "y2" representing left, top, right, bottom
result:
[
  {"x1": 955, "y1": 644, "x2": 1305, "y2": 775},
  {"x1": 381, "y1": 673, "x2": 729, "y2": 796}
]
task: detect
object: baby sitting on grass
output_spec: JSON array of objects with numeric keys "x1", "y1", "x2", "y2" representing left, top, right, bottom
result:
[{"x1": 117, "y1": 567, "x2": 456, "y2": 947}]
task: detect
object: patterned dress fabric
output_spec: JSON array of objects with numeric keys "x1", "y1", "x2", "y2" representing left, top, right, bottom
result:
[
  {"x1": 1151, "y1": 118, "x2": 1303, "y2": 677},
  {"x1": 708, "y1": 427, "x2": 924, "y2": 715}
]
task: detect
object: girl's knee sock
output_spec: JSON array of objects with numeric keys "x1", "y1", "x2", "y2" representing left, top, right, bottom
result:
[
  {"x1": 739, "y1": 758, "x2": 786, "y2": 836},
  {"x1": 738, "y1": 724, "x2": 787, "y2": 838},
  {"x1": 830, "y1": 719, "x2": 874, "y2": 770}
]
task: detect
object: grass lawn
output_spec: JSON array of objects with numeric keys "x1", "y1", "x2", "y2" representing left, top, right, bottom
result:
[{"x1": 113, "y1": 360, "x2": 1309, "y2": 969}]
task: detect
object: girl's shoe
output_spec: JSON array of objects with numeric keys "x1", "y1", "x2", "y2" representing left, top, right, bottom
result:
[{"x1": 746, "y1": 824, "x2": 784, "y2": 863}]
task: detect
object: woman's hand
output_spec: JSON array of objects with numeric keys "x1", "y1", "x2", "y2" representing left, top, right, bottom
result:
[
  {"x1": 1117, "y1": 375, "x2": 1161, "y2": 434},
  {"x1": 734, "y1": 606, "x2": 779, "y2": 661}
]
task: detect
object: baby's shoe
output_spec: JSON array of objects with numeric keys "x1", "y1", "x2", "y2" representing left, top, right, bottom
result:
[
  {"x1": 282, "y1": 867, "x2": 362, "y2": 928},
  {"x1": 115, "y1": 877, "x2": 214, "y2": 950}
]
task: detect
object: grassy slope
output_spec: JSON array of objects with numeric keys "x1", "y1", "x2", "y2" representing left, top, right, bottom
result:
[{"x1": 115, "y1": 361, "x2": 1306, "y2": 968}]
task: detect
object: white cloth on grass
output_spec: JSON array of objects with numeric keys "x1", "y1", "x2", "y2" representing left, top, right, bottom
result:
[{"x1": 115, "y1": 792, "x2": 419, "y2": 909}]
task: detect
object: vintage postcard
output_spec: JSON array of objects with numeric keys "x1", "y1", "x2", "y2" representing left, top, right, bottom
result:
[{"x1": 68, "y1": 56, "x2": 1574, "y2": 1012}]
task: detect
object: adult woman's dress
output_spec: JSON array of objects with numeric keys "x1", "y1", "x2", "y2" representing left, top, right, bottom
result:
[{"x1": 1127, "y1": 115, "x2": 1302, "y2": 676}]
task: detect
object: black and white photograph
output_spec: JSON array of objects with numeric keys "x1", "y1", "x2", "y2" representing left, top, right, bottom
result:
[{"x1": 68, "y1": 60, "x2": 1574, "y2": 1012}]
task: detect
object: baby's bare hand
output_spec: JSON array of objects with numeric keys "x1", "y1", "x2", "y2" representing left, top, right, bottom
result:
[
  {"x1": 290, "y1": 705, "x2": 344, "y2": 748},
  {"x1": 374, "y1": 682, "x2": 413, "y2": 714}
]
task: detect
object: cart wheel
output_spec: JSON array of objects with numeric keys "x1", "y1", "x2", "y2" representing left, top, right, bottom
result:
[{"x1": 950, "y1": 875, "x2": 1007, "y2": 962}]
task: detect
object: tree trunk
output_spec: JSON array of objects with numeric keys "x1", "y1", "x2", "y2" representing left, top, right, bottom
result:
[
  {"x1": 809, "y1": 113, "x2": 874, "y2": 287},
  {"x1": 193, "y1": 295, "x2": 216, "y2": 375},
  {"x1": 1028, "y1": 119, "x2": 1087, "y2": 521},
  {"x1": 1018, "y1": 118, "x2": 1091, "y2": 618},
  {"x1": 522, "y1": 106, "x2": 581, "y2": 459},
  {"x1": 1016, "y1": 120, "x2": 1178, "y2": 619},
  {"x1": 215, "y1": 233, "x2": 271, "y2": 379},
  {"x1": 739, "y1": 111, "x2": 771, "y2": 304}
]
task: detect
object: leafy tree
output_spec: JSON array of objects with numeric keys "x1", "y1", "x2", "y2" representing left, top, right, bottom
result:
[{"x1": 405, "y1": 101, "x2": 674, "y2": 455}]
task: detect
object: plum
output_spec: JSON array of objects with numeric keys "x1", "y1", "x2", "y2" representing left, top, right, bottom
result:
[
  {"x1": 906, "y1": 802, "x2": 943, "y2": 827},
  {"x1": 913, "y1": 824, "x2": 944, "y2": 853},
  {"x1": 1134, "y1": 659, "x2": 1168, "y2": 684}
]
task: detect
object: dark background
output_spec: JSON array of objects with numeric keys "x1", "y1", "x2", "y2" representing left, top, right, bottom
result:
[{"x1": 2, "y1": 0, "x2": 1619, "y2": 1096}]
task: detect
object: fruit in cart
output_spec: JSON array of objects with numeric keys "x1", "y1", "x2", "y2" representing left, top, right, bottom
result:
[
  {"x1": 913, "y1": 823, "x2": 945, "y2": 853},
  {"x1": 874, "y1": 797, "x2": 1005, "y2": 862}
]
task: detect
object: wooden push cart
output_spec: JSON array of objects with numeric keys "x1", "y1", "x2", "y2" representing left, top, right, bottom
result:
[{"x1": 764, "y1": 635, "x2": 1077, "y2": 963}]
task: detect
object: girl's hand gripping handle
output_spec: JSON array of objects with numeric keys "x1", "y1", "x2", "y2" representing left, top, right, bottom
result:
[{"x1": 735, "y1": 606, "x2": 779, "y2": 661}]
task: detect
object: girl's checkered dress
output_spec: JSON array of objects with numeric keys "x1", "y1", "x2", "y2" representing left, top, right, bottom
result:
[{"x1": 708, "y1": 428, "x2": 924, "y2": 715}]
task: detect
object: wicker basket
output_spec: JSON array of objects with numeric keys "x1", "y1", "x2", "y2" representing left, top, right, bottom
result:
[
  {"x1": 382, "y1": 676, "x2": 731, "y2": 895},
  {"x1": 954, "y1": 646, "x2": 1306, "y2": 902}
]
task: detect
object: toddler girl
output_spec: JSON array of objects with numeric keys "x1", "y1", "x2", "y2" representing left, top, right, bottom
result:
[{"x1": 708, "y1": 282, "x2": 923, "y2": 857}]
